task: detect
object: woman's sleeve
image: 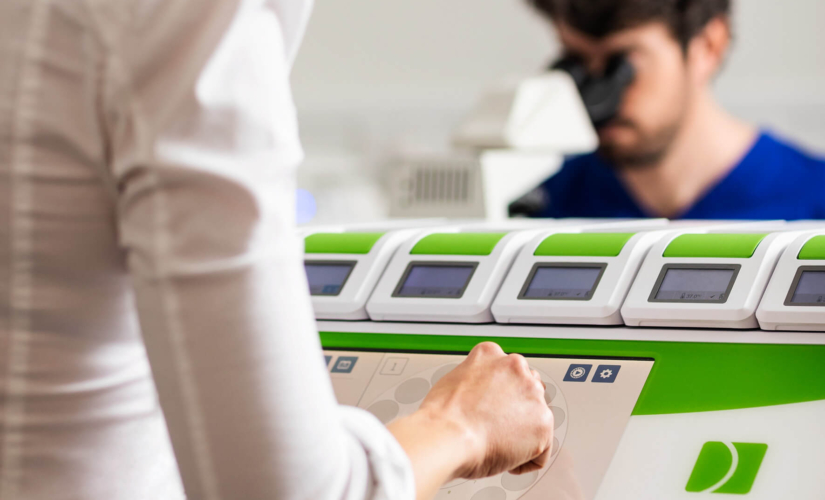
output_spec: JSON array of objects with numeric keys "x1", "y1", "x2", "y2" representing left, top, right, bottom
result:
[{"x1": 97, "y1": 0, "x2": 415, "y2": 498}]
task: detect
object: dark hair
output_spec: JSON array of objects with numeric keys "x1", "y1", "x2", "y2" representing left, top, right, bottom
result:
[{"x1": 530, "y1": 0, "x2": 731, "y2": 49}]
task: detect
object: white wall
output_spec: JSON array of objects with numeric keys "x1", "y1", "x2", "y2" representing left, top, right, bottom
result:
[
  {"x1": 715, "y1": 0, "x2": 825, "y2": 150},
  {"x1": 291, "y1": 0, "x2": 825, "y2": 223}
]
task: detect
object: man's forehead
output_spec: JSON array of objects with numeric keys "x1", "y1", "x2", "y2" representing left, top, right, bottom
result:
[{"x1": 556, "y1": 21, "x2": 674, "y2": 56}]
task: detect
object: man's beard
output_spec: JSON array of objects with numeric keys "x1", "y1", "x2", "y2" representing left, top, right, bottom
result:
[{"x1": 596, "y1": 117, "x2": 682, "y2": 171}]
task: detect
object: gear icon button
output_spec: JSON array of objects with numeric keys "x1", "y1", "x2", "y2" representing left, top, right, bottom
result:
[{"x1": 592, "y1": 365, "x2": 620, "y2": 383}]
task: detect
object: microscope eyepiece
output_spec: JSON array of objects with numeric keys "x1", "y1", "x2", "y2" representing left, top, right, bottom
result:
[{"x1": 551, "y1": 53, "x2": 636, "y2": 128}]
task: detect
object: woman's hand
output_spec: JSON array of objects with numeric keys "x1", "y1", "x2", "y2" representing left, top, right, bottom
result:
[{"x1": 388, "y1": 342, "x2": 554, "y2": 500}]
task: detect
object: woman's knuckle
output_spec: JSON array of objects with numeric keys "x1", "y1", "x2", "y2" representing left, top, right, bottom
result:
[
  {"x1": 543, "y1": 409, "x2": 555, "y2": 432},
  {"x1": 503, "y1": 355, "x2": 518, "y2": 371},
  {"x1": 475, "y1": 342, "x2": 498, "y2": 355}
]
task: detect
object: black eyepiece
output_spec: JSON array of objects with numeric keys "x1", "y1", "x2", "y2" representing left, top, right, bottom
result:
[{"x1": 550, "y1": 53, "x2": 636, "y2": 127}]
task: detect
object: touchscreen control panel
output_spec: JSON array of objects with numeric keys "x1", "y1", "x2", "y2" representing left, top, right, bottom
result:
[
  {"x1": 393, "y1": 262, "x2": 478, "y2": 299},
  {"x1": 305, "y1": 261, "x2": 356, "y2": 296},
  {"x1": 519, "y1": 264, "x2": 606, "y2": 301},
  {"x1": 649, "y1": 265, "x2": 739, "y2": 303},
  {"x1": 326, "y1": 350, "x2": 653, "y2": 500},
  {"x1": 786, "y1": 267, "x2": 825, "y2": 306}
]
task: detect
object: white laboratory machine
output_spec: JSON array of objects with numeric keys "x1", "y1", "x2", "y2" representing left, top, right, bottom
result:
[
  {"x1": 388, "y1": 72, "x2": 597, "y2": 221},
  {"x1": 757, "y1": 232, "x2": 825, "y2": 331},
  {"x1": 365, "y1": 224, "x2": 547, "y2": 323},
  {"x1": 303, "y1": 221, "x2": 446, "y2": 320},
  {"x1": 366, "y1": 220, "x2": 664, "y2": 323},
  {"x1": 620, "y1": 223, "x2": 821, "y2": 329},
  {"x1": 311, "y1": 219, "x2": 825, "y2": 500},
  {"x1": 493, "y1": 229, "x2": 673, "y2": 325}
]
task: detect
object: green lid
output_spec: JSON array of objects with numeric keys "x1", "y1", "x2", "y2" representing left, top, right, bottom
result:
[
  {"x1": 534, "y1": 233, "x2": 636, "y2": 257},
  {"x1": 799, "y1": 235, "x2": 825, "y2": 260},
  {"x1": 304, "y1": 232, "x2": 385, "y2": 254},
  {"x1": 411, "y1": 233, "x2": 507, "y2": 256},
  {"x1": 663, "y1": 233, "x2": 768, "y2": 259}
]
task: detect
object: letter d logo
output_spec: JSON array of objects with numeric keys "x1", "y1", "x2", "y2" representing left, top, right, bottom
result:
[{"x1": 686, "y1": 442, "x2": 768, "y2": 494}]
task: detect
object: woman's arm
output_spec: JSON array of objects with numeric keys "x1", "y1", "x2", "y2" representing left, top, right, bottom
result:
[
  {"x1": 103, "y1": 0, "x2": 414, "y2": 498},
  {"x1": 100, "y1": 1, "x2": 553, "y2": 499}
]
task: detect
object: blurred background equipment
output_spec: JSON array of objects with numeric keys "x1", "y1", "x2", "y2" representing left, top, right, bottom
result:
[
  {"x1": 291, "y1": 0, "x2": 825, "y2": 225},
  {"x1": 387, "y1": 72, "x2": 597, "y2": 221}
]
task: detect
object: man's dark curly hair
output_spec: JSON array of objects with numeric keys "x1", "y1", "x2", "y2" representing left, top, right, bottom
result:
[{"x1": 529, "y1": 0, "x2": 731, "y2": 49}]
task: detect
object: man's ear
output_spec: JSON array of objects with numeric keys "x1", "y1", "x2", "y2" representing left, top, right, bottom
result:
[{"x1": 687, "y1": 16, "x2": 731, "y2": 84}]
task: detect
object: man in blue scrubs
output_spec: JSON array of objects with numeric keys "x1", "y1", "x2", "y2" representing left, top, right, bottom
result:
[{"x1": 525, "y1": 0, "x2": 825, "y2": 220}]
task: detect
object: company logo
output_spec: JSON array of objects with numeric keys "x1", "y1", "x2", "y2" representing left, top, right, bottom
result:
[{"x1": 686, "y1": 442, "x2": 768, "y2": 495}]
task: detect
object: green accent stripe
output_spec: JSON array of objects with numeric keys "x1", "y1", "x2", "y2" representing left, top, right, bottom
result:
[
  {"x1": 305, "y1": 232, "x2": 385, "y2": 254},
  {"x1": 799, "y1": 235, "x2": 825, "y2": 260},
  {"x1": 664, "y1": 233, "x2": 769, "y2": 258},
  {"x1": 534, "y1": 233, "x2": 636, "y2": 257},
  {"x1": 411, "y1": 233, "x2": 507, "y2": 256},
  {"x1": 319, "y1": 332, "x2": 825, "y2": 416}
]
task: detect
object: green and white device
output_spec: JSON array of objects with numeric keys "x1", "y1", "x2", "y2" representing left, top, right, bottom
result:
[
  {"x1": 303, "y1": 228, "x2": 428, "y2": 320},
  {"x1": 758, "y1": 232, "x2": 825, "y2": 331},
  {"x1": 365, "y1": 225, "x2": 546, "y2": 323},
  {"x1": 621, "y1": 226, "x2": 807, "y2": 329},
  {"x1": 314, "y1": 219, "x2": 825, "y2": 500},
  {"x1": 492, "y1": 229, "x2": 677, "y2": 325},
  {"x1": 320, "y1": 325, "x2": 825, "y2": 500},
  {"x1": 366, "y1": 220, "x2": 664, "y2": 323}
]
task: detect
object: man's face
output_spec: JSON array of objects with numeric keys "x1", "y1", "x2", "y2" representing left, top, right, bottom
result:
[{"x1": 556, "y1": 22, "x2": 692, "y2": 168}]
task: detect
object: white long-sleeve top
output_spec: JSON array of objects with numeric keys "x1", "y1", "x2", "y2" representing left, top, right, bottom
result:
[{"x1": 0, "y1": 0, "x2": 415, "y2": 499}]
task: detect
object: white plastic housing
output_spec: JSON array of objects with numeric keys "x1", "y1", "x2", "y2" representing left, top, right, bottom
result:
[
  {"x1": 621, "y1": 231, "x2": 802, "y2": 329},
  {"x1": 492, "y1": 230, "x2": 672, "y2": 325},
  {"x1": 366, "y1": 229, "x2": 541, "y2": 324},
  {"x1": 306, "y1": 229, "x2": 427, "y2": 320},
  {"x1": 452, "y1": 71, "x2": 597, "y2": 152},
  {"x1": 757, "y1": 231, "x2": 825, "y2": 331}
]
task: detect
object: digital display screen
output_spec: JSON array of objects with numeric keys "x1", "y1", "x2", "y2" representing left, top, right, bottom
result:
[
  {"x1": 520, "y1": 264, "x2": 605, "y2": 300},
  {"x1": 393, "y1": 263, "x2": 477, "y2": 299},
  {"x1": 651, "y1": 265, "x2": 738, "y2": 303},
  {"x1": 305, "y1": 261, "x2": 356, "y2": 296},
  {"x1": 788, "y1": 269, "x2": 825, "y2": 305}
]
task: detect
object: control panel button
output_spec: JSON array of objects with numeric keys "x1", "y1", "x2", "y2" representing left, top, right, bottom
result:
[
  {"x1": 380, "y1": 357, "x2": 408, "y2": 375},
  {"x1": 331, "y1": 356, "x2": 358, "y2": 374},
  {"x1": 593, "y1": 365, "x2": 621, "y2": 383},
  {"x1": 564, "y1": 364, "x2": 592, "y2": 382}
]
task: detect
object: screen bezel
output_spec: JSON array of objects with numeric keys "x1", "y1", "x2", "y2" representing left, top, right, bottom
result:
[
  {"x1": 784, "y1": 265, "x2": 825, "y2": 306},
  {"x1": 517, "y1": 262, "x2": 608, "y2": 302},
  {"x1": 304, "y1": 260, "x2": 357, "y2": 297},
  {"x1": 392, "y1": 261, "x2": 479, "y2": 299},
  {"x1": 648, "y1": 263, "x2": 741, "y2": 304}
]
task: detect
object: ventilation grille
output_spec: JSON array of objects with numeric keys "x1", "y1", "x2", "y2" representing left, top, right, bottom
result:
[
  {"x1": 411, "y1": 166, "x2": 470, "y2": 204},
  {"x1": 395, "y1": 158, "x2": 479, "y2": 208}
]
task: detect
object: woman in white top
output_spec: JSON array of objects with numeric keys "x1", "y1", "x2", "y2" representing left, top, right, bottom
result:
[{"x1": 0, "y1": 1, "x2": 554, "y2": 499}]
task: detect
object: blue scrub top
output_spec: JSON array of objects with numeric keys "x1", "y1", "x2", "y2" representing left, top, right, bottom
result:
[{"x1": 532, "y1": 132, "x2": 825, "y2": 220}]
